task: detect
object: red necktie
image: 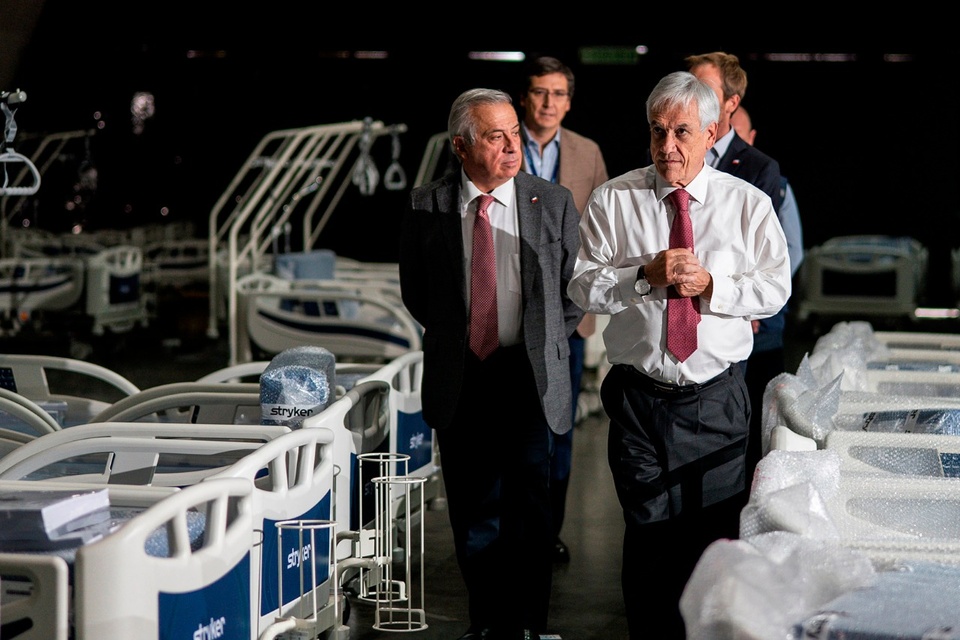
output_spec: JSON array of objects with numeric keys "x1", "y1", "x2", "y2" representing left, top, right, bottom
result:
[
  {"x1": 469, "y1": 194, "x2": 498, "y2": 360},
  {"x1": 667, "y1": 188, "x2": 700, "y2": 362}
]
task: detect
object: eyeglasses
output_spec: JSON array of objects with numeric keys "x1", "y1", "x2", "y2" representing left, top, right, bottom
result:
[{"x1": 528, "y1": 88, "x2": 569, "y2": 100}]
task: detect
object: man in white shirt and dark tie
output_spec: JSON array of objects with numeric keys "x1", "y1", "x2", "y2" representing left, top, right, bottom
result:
[{"x1": 567, "y1": 71, "x2": 791, "y2": 639}]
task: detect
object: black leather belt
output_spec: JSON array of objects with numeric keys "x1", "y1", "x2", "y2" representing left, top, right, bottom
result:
[{"x1": 623, "y1": 365, "x2": 733, "y2": 397}]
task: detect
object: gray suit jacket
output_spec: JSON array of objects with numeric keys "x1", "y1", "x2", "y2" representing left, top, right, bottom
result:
[{"x1": 399, "y1": 170, "x2": 583, "y2": 435}]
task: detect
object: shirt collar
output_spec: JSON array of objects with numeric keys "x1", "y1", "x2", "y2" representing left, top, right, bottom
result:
[
  {"x1": 710, "y1": 128, "x2": 735, "y2": 166},
  {"x1": 521, "y1": 122, "x2": 561, "y2": 149},
  {"x1": 654, "y1": 165, "x2": 711, "y2": 206},
  {"x1": 460, "y1": 169, "x2": 516, "y2": 210}
]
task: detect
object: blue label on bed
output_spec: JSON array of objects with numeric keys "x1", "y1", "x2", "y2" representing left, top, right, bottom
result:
[
  {"x1": 108, "y1": 273, "x2": 140, "y2": 304},
  {"x1": 260, "y1": 494, "x2": 332, "y2": 616},
  {"x1": 397, "y1": 410, "x2": 433, "y2": 473},
  {"x1": 158, "y1": 555, "x2": 250, "y2": 640},
  {"x1": 941, "y1": 453, "x2": 960, "y2": 478}
]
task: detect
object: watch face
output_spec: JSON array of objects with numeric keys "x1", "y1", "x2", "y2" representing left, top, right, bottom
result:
[{"x1": 634, "y1": 278, "x2": 650, "y2": 295}]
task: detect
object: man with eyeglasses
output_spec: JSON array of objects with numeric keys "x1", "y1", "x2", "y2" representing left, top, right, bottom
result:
[{"x1": 518, "y1": 55, "x2": 609, "y2": 565}]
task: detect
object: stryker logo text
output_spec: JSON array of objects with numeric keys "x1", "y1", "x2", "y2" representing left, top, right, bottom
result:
[
  {"x1": 408, "y1": 432, "x2": 424, "y2": 451},
  {"x1": 265, "y1": 405, "x2": 315, "y2": 418},
  {"x1": 193, "y1": 616, "x2": 226, "y2": 640},
  {"x1": 287, "y1": 542, "x2": 312, "y2": 569}
]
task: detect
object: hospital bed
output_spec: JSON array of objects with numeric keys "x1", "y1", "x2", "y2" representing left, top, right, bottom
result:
[
  {"x1": 801, "y1": 330, "x2": 960, "y2": 401},
  {"x1": 686, "y1": 491, "x2": 960, "y2": 639},
  {"x1": 87, "y1": 381, "x2": 262, "y2": 425},
  {"x1": 0, "y1": 362, "x2": 399, "y2": 548},
  {"x1": 797, "y1": 235, "x2": 928, "y2": 326},
  {"x1": 0, "y1": 423, "x2": 354, "y2": 637},
  {"x1": 142, "y1": 237, "x2": 209, "y2": 290},
  {"x1": 7, "y1": 231, "x2": 105, "y2": 261},
  {"x1": 235, "y1": 270, "x2": 420, "y2": 364},
  {"x1": 812, "y1": 320, "x2": 960, "y2": 366},
  {"x1": 0, "y1": 256, "x2": 84, "y2": 334},
  {"x1": 685, "y1": 357, "x2": 960, "y2": 638},
  {"x1": 0, "y1": 391, "x2": 410, "y2": 637},
  {"x1": 337, "y1": 351, "x2": 440, "y2": 505},
  {"x1": 196, "y1": 349, "x2": 441, "y2": 509},
  {"x1": 83, "y1": 244, "x2": 149, "y2": 335},
  {"x1": 203, "y1": 117, "x2": 410, "y2": 366},
  {"x1": 0, "y1": 477, "x2": 255, "y2": 640},
  {"x1": 686, "y1": 421, "x2": 960, "y2": 638},
  {"x1": 1, "y1": 234, "x2": 149, "y2": 337},
  {"x1": 0, "y1": 353, "x2": 141, "y2": 430},
  {"x1": 762, "y1": 365, "x2": 960, "y2": 456}
]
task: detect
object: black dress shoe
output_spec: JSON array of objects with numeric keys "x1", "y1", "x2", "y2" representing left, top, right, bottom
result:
[
  {"x1": 553, "y1": 538, "x2": 570, "y2": 563},
  {"x1": 457, "y1": 628, "x2": 492, "y2": 639}
]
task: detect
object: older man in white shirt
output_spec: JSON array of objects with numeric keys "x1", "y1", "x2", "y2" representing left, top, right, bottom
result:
[{"x1": 567, "y1": 71, "x2": 791, "y2": 640}]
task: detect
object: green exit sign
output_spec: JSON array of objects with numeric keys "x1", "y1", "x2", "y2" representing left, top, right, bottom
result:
[{"x1": 579, "y1": 46, "x2": 644, "y2": 65}]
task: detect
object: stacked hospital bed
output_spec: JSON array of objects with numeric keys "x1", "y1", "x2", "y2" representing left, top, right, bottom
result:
[
  {"x1": 796, "y1": 235, "x2": 929, "y2": 328},
  {"x1": 0, "y1": 111, "x2": 205, "y2": 340},
  {"x1": 203, "y1": 117, "x2": 420, "y2": 366},
  {"x1": 3, "y1": 230, "x2": 155, "y2": 337},
  {"x1": 680, "y1": 321, "x2": 960, "y2": 639},
  {"x1": 0, "y1": 344, "x2": 439, "y2": 638}
]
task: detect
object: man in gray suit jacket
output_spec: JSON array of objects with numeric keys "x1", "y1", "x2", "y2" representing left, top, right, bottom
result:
[{"x1": 399, "y1": 88, "x2": 582, "y2": 640}]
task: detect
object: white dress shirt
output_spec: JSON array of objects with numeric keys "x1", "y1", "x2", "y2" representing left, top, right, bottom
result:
[
  {"x1": 567, "y1": 164, "x2": 791, "y2": 385},
  {"x1": 460, "y1": 172, "x2": 523, "y2": 347}
]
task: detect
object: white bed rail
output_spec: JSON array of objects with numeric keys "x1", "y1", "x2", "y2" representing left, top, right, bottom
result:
[
  {"x1": 234, "y1": 272, "x2": 420, "y2": 365},
  {"x1": 205, "y1": 118, "x2": 407, "y2": 352}
]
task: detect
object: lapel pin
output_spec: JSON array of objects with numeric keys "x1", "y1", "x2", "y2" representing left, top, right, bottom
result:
[
  {"x1": 732, "y1": 159, "x2": 741, "y2": 166},
  {"x1": 531, "y1": 196, "x2": 539, "y2": 203}
]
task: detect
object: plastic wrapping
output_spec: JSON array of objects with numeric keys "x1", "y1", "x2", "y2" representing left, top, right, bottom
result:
[
  {"x1": 259, "y1": 346, "x2": 337, "y2": 428},
  {"x1": 681, "y1": 532, "x2": 875, "y2": 640}
]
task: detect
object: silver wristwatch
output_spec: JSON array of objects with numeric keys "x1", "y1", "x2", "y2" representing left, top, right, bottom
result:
[{"x1": 634, "y1": 264, "x2": 651, "y2": 296}]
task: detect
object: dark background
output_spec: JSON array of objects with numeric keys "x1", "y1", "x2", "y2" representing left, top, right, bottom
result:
[{"x1": 2, "y1": 3, "x2": 955, "y2": 303}]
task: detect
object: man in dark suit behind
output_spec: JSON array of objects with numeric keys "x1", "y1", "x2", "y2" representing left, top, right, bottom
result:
[
  {"x1": 686, "y1": 51, "x2": 783, "y2": 212},
  {"x1": 399, "y1": 87, "x2": 583, "y2": 639},
  {"x1": 687, "y1": 51, "x2": 785, "y2": 492}
]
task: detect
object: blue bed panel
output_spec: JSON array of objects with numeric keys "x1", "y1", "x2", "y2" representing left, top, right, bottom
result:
[
  {"x1": 397, "y1": 410, "x2": 432, "y2": 473},
  {"x1": 157, "y1": 554, "x2": 251, "y2": 640},
  {"x1": 259, "y1": 493, "x2": 333, "y2": 616}
]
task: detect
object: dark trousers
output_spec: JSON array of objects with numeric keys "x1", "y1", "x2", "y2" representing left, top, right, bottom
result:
[
  {"x1": 601, "y1": 364, "x2": 749, "y2": 640},
  {"x1": 436, "y1": 345, "x2": 553, "y2": 633}
]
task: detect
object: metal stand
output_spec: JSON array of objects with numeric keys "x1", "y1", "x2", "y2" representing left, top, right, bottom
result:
[
  {"x1": 356, "y1": 451, "x2": 428, "y2": 632},
  {"x1": 272, "y1": 518, "x2": 347, "y2": 638},
  {"x1": 371, "y1": 474, "x2": 428, "y2": 632}
]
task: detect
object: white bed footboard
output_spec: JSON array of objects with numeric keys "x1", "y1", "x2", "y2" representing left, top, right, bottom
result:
[{"x1": 75, "y1": 477, "x2": 255, "y2": 638}]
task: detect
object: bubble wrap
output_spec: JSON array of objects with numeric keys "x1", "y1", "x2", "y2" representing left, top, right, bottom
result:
[{"x1": 260, "y1": 364, "x2": 331, "y2": 428}]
